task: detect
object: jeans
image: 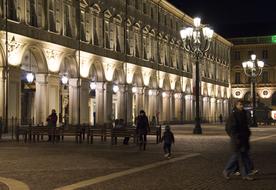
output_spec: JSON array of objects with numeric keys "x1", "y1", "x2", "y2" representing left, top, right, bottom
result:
[
  {"x1": 224, "y1": 150, "x2": 251, "y2": 176},
  {"x1": 163, "y1": 143, "x2": 172, "y2": 155}
]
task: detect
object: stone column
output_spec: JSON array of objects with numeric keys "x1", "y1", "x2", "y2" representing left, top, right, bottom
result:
[
  {"x1": 143, "y1": 87, "x2": 149, "y2": 116},
  {"x1": 125, "y1": 84, "x2": 133, "y2": 123},
  {"x1": 103, "y1": 82, "x2": 113, "y2": 124},
  {"x1": 35, "y1": 74, "x2": 48, "y2": 125},
  {"x1": 136, "y1": 87, "x2": 144, "y2": 114},
  {"x1": 185, "y1": 95, "x2": 192, "y2": 121},
  {"x1": 47, "y1": 74, "x2": 60, "y2": 118},
  {"x1": 8, "y1": 67, "x2": 21, "y2": 120},
  {"x1": 0, "y1": 68, "x2": 5, "y2": 119},
  {"x1": 148, "y1": 89, "x2": 157, "y2": 121},
  {"x1": 68, "y1": 78, "x2": 90, "y2": 125},
  {"x1": 80, "y1": 79, "x2": 89, "y2": 124},
  {"x1": 156, "y1": 89, "x2": 163, "y2": 124},
  {"x1": 117, "y1": 84, "x2": 125, "y2": 120},
  {"x1": 180, "y1": 93, "x2": 185, "y2": 123},
  {"x1": 95, "y1": 82, "x2": 105, "y2": 125},
  {"x1": 68, "y1": 78, "x2": 78, "y2": 124},
  {"x1": 169, "y1": 91, "x2": 175, "y2": 122},
  {"x1": 162, "y1": 91, "x2": 170, "y2": 122},
  {"x1": 210, "y1": 98, "x2": 216, "y2": 122},
  {"x1": 174, "y1": 93, "x2": 182, "y2": 122}
]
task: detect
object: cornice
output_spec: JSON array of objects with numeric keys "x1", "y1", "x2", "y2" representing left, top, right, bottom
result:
[{"x1": 150, "y1": 0, "x2": 233, "y2": 47}]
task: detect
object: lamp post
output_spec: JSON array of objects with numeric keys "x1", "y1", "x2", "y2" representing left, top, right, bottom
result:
[
  {"x1": 180, "y1": 17, "x2": 214, "y2": 134},
  {"x1": 242, "y1": 54, "x2": 264, "y2": 127}
]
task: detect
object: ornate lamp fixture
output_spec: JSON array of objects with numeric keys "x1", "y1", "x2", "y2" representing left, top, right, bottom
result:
[{"x1": 180, "y1": 17, "x2": 214, "y2": 134}]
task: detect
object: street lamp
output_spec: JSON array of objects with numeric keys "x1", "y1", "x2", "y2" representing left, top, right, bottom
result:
[
  {"x1": 242, "y1": 54, "x2": 264, "y2": 127},
  {"x1": 180, "y1": 17, "x2": 214, "y2": 134}
]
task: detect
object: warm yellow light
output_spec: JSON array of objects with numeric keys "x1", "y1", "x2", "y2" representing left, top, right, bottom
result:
[
  {"x1": 47, "y1": 57, "x2": 60, "y2": 72},
  {"x1": 8, "y1": 52, "x2": 20, "y2": 66},
  {"x1": 80, "y1": 62, "x2": 91, "y2": 78}
]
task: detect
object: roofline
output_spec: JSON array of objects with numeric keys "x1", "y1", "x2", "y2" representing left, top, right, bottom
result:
[{"x1": 151, "y1": 0, "x2": 233, "y2": 47}]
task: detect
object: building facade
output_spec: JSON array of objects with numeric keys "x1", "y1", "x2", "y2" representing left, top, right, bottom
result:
[
  {"x1": 0, "y1": 0, "x2": 231, "y2": 127},
  {"x1": 230, "y1": 36, "x2": 276, "y2": 114}
]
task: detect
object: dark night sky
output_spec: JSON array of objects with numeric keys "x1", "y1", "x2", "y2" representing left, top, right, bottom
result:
[{"x1": 167, "y1": 0, "x2": 276, "y2": 38}]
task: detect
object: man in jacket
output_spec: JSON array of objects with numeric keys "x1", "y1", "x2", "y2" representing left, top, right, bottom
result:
[
  {"x1": 223, "y1": 99, "x2": 254, "y2": 180},
  {"x1": 136, "y1": 110, "x2": 150, "y2": 150}
]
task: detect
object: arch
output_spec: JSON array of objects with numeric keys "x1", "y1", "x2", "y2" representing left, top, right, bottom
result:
[
  {"x1": 113, "y1": 67, "x2": 124, "y2": 84},
  {"x1": 163, "y1": 76, "x2": 170, "y2": 91},
  {"x1": 202, "y1": 83, "x2": 208, "y2": 96},
  {"x1": 0, "y1": 44, "x2": 5, "y2": 67},
  {"x1": 114, "y1": 14, "x2": 122, "y2": 23},
  {"x1": 134, "y1": 22, "x2": 141, "y2": 29},
  {"x1": 149, "y1": 29, "x2": 156, "y2": 36},
  {"x1": 89, "y1": 60, "x2": 104, "y2": 82},
  {"x1": 90, "y1": 3, "x2": 101, "y2": 14},
  {"x1": 148, "y1": 74, "x2": 158, "y2": 89},
  {"x1": 59, "y1": 54, "x2": 78, "y2": 78},
  {"x1": 104, "y1": 9, "x2": 112, "y2": 19},
  {"x1": 185, "y1": 79, "x2": 192, "y2": 94},
  {"x1": 20, "y1": 45, "x2": 48, "y2": 73},
  {"x1": 175, "y1": 80, "x2": 182, "y2": 92},
  {"x1": 142, "y1": 25, "x2": 150, "y2": 33},
  {"x1": 272, "y1": 92, "x2": 276, "y2": 106},
  {"x1": 132, "y1": 70, "x2": 143, "y2": 87},
  {"x1": 217, "y1": 86, "x2": 222, "y2": 98}
]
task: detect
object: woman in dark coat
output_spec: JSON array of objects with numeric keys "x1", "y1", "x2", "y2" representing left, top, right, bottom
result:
[
  {"x1": 47, "y1": 109, "x2": 58, "y2": 142},
  {"x1": 136, "y1": 110, "x2": 150, "y2": 150}
]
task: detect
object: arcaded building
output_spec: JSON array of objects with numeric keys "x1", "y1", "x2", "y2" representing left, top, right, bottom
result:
[
  {"x1": 0, "y1": 0, "x2": 231, "y2": 127},
  {"x1": 230, "y1": 36, "x2": 276, "y2": 111}
]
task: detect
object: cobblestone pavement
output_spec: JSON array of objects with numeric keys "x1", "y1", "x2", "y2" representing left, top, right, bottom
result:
[{"x1": 1, "y1": 124, "x2": 276, "y2": 190}]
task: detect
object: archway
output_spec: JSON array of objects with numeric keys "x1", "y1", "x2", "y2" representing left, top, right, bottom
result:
[
  {"x1": 18, "y1": 46, "x2": 48, "y2": 125},
  {"x1": 59, "y1": 55, "x2": 78, "y2": 125}
]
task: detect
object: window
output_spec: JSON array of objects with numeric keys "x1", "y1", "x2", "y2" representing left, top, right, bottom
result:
[
  {"x1": 262, "y1": 71, "x2": 269, "y2": 83},
  {"x1": 80, "y1": 11, "x2": 86, "y2": 41},
  {"x1": 92, "y1": 16, "x2": 99, "y2": 45},
  {"x1": 170, "y1": 18, "x2": 173, "y2": 28},
  {"x1": 135, "y1": 0, "x2": 139, "y2": 9},
  {"x1": 234, "y1": 51, "x2": 240, "y2": 60},
  {"x1": 150, "y1": 7, "x2": 154, "y2": 19},
  {"x1": 143, "y1": 3, "x2": 146, "y2": 14},
  {"x1": 8, "y1": 0, "x2": 17, "y2": 20},
  {"x1": 30, "y1": 0, "x2": 38, "y2": 27},
  {"x1": 49, "y1": 0, "x2": 56, "y2": 32},
  {"x1": 262, "y1": 50, "x2": 268, "y2": 59},
  {"x1": 234, "y1": 72, "x2": 241, "y2": 84},
  {"x1": 64, "y1": 5, "x2": 72, "y2": 37},
  {"x1": 104, "y1": 20, "x2": 110, "y2": 49}
]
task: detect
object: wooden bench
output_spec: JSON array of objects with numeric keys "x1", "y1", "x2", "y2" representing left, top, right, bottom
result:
[
  {"x1": 15, "y1": 125, "x2": 29, "y2": 143},
  {"x1": 59, "y1": 126, "x2": 82, "y2": 143},
  {"x1": 148, "y1": 126, "x2": 162, "y2": 144},
  {"x1": 111, "y1": 127, "x2": 137, "y2": 145},
  {"x1": 87, "y1": 127, "x2": 105, "y2": 144},
  {"x1": 29, "y1": 126, "x2": 52, "y2": 142}
]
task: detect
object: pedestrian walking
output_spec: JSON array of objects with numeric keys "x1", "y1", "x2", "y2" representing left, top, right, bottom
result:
[
  {"x1": 47, "y1": 109, "x2": 58, "y2": 142},
  {"x1": 219, "y1": 114, "x2": 223, "y2": 123},
  {"x1": 161, "y1": 125, "x2": 175, "y2": 158},
  {"x1": 223, "y1": 99, "x2": 255, "y2": 180},
  {"x1": 136, "y1": 110, "x2": 150, "y2": 150}
]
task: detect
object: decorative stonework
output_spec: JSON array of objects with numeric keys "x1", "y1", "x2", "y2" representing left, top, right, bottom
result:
[
  {"x1": 44, "y1": 48, "x2": 61, "y2": 72},
  {"x1": 7, "y1": 36, "x2": 22, "y2": 66}
]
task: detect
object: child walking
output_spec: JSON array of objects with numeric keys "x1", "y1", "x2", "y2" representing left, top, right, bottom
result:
[{"x1": 161, "y1": 125, "x2": 175, "y2": 158}]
